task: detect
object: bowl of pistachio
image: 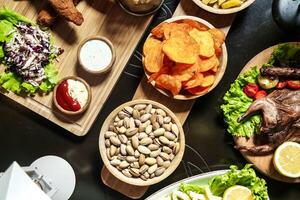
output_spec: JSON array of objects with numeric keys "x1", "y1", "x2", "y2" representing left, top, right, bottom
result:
[
  {"x1": 192, "y1": 0, "x2": 256, "y2": 14},
  {"x1": 99, "y1": 99, "x2": 185, "y2": 186}
]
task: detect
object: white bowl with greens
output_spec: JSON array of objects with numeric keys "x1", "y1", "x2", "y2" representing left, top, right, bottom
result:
[{"x1": 146, "y1": 165, "x2": 269, "y2": 200}]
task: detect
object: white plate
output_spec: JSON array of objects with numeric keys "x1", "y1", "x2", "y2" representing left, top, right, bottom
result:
[{"x1": 145, "y1": 170, "x2": 228, "y2": 200}]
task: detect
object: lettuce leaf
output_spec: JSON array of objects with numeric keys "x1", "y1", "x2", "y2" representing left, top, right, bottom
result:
[
  {"x1": 179, "y1": 183, "x2": 206, "y2": 195},
  {"x1": 0, "y1": 19, "x2": 14, "y2": 43},
  {"x1": 220, "y1": 67, "x2": 262, "y2": 137},
  {"x1": 0, "y1": 63, "x2": 58, "y2": 94},
  {"x1": 0, "y1": 72, "x2": 22, "y2": 94},
  {"x1": 268, "y1": 43, "x2": 300, "y2": 67},
  {"x1": 39, "y1": 63, "x2": 59, "y2": 93},
  {"x1": 0, "y1": 8, "x2": 33, "y2": 25},
  {"x1": 209, "y1": 165, "x2": 268, "y2": 200}
]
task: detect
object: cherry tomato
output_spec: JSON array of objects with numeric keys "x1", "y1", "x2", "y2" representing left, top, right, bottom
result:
[
  {"x1": 255, "y1": 90, "x2": 267, "y2": 100},
  {"x1": 287, "y1": 80, "x2": 300, "y2": 90},
  {"x1": 276, "y1": 81, "x2": 287, "y2": 89},
  {"x1": 57, "y1": 80, "x2": 81, "y2": 111},
  {"x1": 243, "y1": 83, "x2": 259, "y2": 98}
]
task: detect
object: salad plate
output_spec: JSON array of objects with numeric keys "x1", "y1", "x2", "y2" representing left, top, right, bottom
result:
[
  {"x1": 146, "y1": 165, "x2": 269, "y2": 200},
  {"x1": 221, "y1": 42, "x2": 300, "y2": 183},
  {"x1": 146, "y1": 170, "x2": 227, "y2": 200}
]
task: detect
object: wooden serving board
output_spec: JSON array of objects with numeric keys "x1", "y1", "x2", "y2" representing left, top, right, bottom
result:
[
  {"x1": 0, "y1": 0, "x2": 153, "y2": 136},
  {"x1": 235, "y1": 43, "x2": 300, "y2": 183},
  {"x1": 101, "y1": 0, "x2": 236, "y2": 198}
]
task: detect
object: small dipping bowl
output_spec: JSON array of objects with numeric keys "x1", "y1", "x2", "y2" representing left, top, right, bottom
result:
[
  {"x1": 117, "y1": 0, "x2": 164, "y2": 16},
  {"x1": 53, "y1": 76, "x2": 92, "y2": 115},
  {"x1": 78, "y1": 37, "x2": 116, "y2": 74}
]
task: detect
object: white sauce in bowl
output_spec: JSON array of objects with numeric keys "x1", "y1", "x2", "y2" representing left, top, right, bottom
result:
[
  {"x1": 67, "y1": 79, "x2": 88, "y2": 107},
  {"x1": 79, "y1": 39, "x2": 113, "y2": 72}
]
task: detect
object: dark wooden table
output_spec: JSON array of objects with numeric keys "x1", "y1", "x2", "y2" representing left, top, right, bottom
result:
[{"x1": 0, "y1": 0, "x2": 299, "y2": 199}]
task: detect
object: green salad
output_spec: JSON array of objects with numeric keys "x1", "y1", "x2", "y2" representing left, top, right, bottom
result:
[
  {"x1": 220, "y1": 67, "x2": 261, "y2": 137},
  {"x1": 172, "y1": 165, "x2": 268, "y2": 200},
  {"x1": 0, "y1": 8, "x2": 62, "y2": 94}
]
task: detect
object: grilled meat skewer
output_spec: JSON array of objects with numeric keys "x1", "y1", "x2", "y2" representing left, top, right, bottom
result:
[{"x1": 260, "y1": 66, "x2": 300, "y2": 79}]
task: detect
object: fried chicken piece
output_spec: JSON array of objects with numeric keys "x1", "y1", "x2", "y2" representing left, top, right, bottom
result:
[
  {"x1": 37, "y1": 3, "x2": 57, "y2": 26},
  {"x1": 42, "y1": 0, "x2": 83, "y2": 26}
]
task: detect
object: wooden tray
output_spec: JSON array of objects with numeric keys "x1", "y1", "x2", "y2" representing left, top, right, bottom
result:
[
  {"x1": 234, "y1": 43, "x2": 300, "y2": 183},
  {"x1": 0, "y1": 0, "x2": 153, "y2": 136},
  {"x1": 101, "y1": 0, "x2": 236, "y2": 198}
]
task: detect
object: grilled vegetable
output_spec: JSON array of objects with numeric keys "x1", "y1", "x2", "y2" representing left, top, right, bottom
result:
[{"x1": 257, "y1": 74, "x2": 279, "y2": 89}]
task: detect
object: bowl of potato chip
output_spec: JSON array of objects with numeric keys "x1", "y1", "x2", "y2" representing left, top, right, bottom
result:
[
  {"x1": 192, "y1": 0, "x2": 255, "y2": 15},
  {"x1": 142, "y1": 16, "x2": 227, "y2": 100}
]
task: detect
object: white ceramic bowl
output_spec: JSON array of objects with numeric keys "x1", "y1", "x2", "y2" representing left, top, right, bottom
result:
[
  {"x1": 143, "y1": 15, "x2": 228, "y2": 100},
  {"x1": 191, "y1": 0, "x2": 256, "y2": 15}
]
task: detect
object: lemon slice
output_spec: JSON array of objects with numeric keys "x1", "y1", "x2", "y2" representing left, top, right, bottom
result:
[
  {"x1": 223, "y1": 185, "x2": 253, "y2": 200},
  {"x1": 273, "y1": 141, "x2": 300, "y2": 178}
]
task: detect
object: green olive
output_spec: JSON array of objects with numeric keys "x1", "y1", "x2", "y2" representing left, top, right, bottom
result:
[{"x1": 257, "y1": 75, "x2": 279, "y2": 89}]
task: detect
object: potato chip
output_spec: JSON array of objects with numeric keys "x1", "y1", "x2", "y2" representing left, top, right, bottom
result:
[
  {"x1": 189, "y1": 28, "x2": 215, "y2": 58},
  {"x1": 151, "y1": 22, "x2": 168, "y2": 39},
  {"x1": 177, "y1": 19, "x2": 208, "y2": 31},
  {"x1": 187, "y1": 86, "x2": 209, "y2": 95},
  {"x1": 172, "y1": 63, "x2": 193, "y2": 73},
  {"x1": 162, "y1": 34, "x2": 198, "y2": 64},
  {"x1": 208, "y1": 28, "x2": 225, "y2": 47},
  {"x1": 143, "y1": 37, "x2": 163, "y2": 73},
  {"x1": 183, "y1": 72, "x2": 204, "y2": 89},
  {"x1": 198, "y1": 55, "x2": 219, "y2": 72},
  {"x1": 201, "y1": 74, "x2": 215, "y2": 87},
  {"x1": 208, "y1": 28, "x2": 225, "y2": 56},
  {"x1": 155, "y1": 74, "x2": 182, "y2": 96},
  {"x1": 211, "y1": 65, "x2": 218, "y2": 73},
  {"x1": 163, "y1": 22, "x2": 192, "y2": 39},
  {"x1": 163, "y1": 55, "x2": 176, "y2": 68},
  {"x1": 173, "y1": 73, "x2": 193, "y2": 82}
]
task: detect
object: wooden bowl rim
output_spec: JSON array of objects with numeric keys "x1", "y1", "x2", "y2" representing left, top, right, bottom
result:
[
  {"x1": 143, "y1": 15, "x2": 228, "y2": 100},
  {"x1": 191, "y1": 0, "x2": 256, "y2": 15},
  {"x1": 99, "y1": 99, "x2": 185, "y2": 186},
  {"x1": 53, "y1": 76, "x2": 92, "y2": 115},
  {"x1": 77, "y1": 36, "x2": 116, "y2": 74}
]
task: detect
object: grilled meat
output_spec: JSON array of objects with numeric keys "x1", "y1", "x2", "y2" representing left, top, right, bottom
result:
[
  {"x1": 260, "y1": 66, "x2": 300, "y2": 79},
  {"x1": 236, "y1": 89, "x2": 300, "y2": 154}
]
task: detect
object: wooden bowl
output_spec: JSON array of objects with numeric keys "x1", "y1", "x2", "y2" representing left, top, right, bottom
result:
[
  {"x1": 191, "y1": 0, "x2": 256, "y2": 15},
  {"x1": 234, "y1": 42, "x2": 300, "y2": 183},
  {"x1": 99, "y1": 99, "x2": 185, "y2": 186},
  {"x1": 143, "y1": 15, "x2": 228, "y2": 100},
  {"x1": 53, "y1": 76, "x2": 92, "y2": 115},
  {"x1": 77, "y1": 36, "x2": 116, "y2": 74},
  {"x1": 116, "y1": 0, "x2": 165, "y2": 16}
]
